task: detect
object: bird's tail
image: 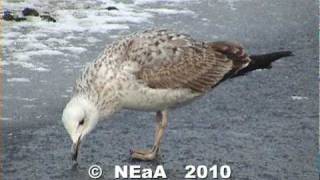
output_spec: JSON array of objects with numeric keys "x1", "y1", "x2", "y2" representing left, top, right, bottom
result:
[{"x1": 233, "y1": 51, "x2": 294, "y2": 77}]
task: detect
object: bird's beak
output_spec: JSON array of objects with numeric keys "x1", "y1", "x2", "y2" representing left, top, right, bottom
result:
[{"x1": 71, "y1": 136, "x2": 81, "y2": 161}]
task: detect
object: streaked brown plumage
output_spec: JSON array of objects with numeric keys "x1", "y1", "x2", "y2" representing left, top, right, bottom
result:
[
  {"x1": 63, "y1": 29, "x2": 292, "y2": 161},
  {"x1": 137, "y1": 40, "x2": 250, "y2": 92}
]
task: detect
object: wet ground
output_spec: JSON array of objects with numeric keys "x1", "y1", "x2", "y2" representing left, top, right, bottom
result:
[{"x1": 3, "y1": 0, "x2": 319, "y2": 179}]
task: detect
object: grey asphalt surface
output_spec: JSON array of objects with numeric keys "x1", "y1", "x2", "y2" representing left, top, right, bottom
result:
[{"x1": 3, "y1": 0, "x2": 318, "y2": 179}]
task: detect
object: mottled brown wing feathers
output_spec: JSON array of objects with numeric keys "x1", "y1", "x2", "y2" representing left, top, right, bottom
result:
[
  {"x1": 137, "y1": 39, "x2": 250, "y2": 92},
  {"x1": 208, "y1": 41, "x2": 251, "y2": 70}
]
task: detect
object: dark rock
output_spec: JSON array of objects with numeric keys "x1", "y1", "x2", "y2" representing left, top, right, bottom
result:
[
  {"x1": 40, "y1": 15, "x2": 56, "y2": 22},
  {"x1": 22, "y1": 8, "x2": 39, "y2": 16},
  {"x1": 2, "y1": 10, "x2": 27, "y2": 22},
  {"x1": 14, "y1": 17, "x2": 27, "y2": 22},
  {"x1": 3, "y1": 10, "x2": 14, "y2": 21},
  {"x1": 105, "y1": 6, "x2": 119, "y2": 11}
]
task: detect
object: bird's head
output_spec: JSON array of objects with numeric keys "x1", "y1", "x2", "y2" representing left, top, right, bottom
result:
[{"x1": 62, "y1": 95, "x2": 99, "y2": 162}]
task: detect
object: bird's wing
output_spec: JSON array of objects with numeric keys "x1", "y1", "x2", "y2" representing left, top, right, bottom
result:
[{"x1": 126, "y1": 30, "x2": 251, "y2": 92}]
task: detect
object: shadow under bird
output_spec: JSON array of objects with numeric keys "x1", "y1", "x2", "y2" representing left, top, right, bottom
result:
[{"x1": 62, "y1": 29, "x2": 293, "y2": 162}]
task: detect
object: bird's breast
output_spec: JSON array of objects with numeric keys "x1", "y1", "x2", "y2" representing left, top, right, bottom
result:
[{"x1": 118, "y1": 83, "x2": 201, "y2": 111}]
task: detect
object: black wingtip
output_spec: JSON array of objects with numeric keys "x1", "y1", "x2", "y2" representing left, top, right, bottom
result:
[
  {"x1": 267, "y1": 51, "x2": 294, "y2": 61},
  {"x1": 277, "y1": 51, "x2": 294, "y2": 57},
  {"x1": 288, "y1": 51, "x2": 294, "y2": 56},
  {"x1": 250, "y1": 50, "x2": 294, "y2": 63},
  {"x1": 231, "y1": 50, "x2": 294, "y2": 78}
]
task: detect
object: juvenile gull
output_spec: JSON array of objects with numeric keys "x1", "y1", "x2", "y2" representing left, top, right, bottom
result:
[{"x1": 62, "y1": 29, "x2": 292, "y2": 161}]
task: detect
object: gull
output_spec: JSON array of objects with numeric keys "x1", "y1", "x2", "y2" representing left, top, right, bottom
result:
[{"x1": 62, "y1": 29, "x2": 292, "y2": 161}]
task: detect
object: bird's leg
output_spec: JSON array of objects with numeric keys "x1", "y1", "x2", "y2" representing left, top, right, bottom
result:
[
  {"x1": 130, "y1": 112, "x2": 162, "y2": 155},
  {"x1": 130, "y1": 110, "x2": 168, "y2": 160}
]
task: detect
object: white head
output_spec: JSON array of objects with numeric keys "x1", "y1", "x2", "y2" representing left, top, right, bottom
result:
[{"x1": 62, "y1": 95, "x2": 99, "y2": 161}]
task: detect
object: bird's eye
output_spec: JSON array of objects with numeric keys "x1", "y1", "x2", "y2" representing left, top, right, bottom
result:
[{"x1": 79, "y1": 119, "x2": 85, "y2": 125}]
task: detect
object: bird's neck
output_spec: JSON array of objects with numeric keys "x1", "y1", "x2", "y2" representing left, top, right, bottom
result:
[{"x1": 72, "y1": 93, "x2": 121, "y2": 120}]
